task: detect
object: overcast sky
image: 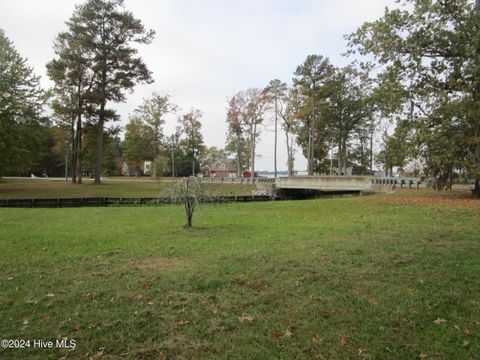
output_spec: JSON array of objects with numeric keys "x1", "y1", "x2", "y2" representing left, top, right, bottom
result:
[{"x1": 0, "y1": 0, "x2": 395, "y2": 171}]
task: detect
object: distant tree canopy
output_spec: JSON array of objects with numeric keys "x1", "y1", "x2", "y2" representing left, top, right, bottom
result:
[
  {"x1": 2, "y1": 0, "x2": 479, "y2": 196},
  {"x1": 347, "y1": 0, "x2": 480, "y2": 194},
  {"x1": 47, "y1": 0, "x2": 155, "y2": 183},
  {"x1": 0, "y1": 29, "x2": 50, "y2": 177}
]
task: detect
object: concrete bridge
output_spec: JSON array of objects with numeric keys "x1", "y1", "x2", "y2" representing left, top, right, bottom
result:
[
  {"x1": 255, "y1": 176, "x2": 423, "y2": 195},
  {"x1": 275, "y1": 176, "x2": 373, "y2": 192},
  {"x1": 198, "y1": 175, "x2": 423, "y2": 195}
]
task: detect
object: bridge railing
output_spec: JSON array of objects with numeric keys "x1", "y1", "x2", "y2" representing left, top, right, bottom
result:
[
  {"x1": 197, "y1": 177, "x2": 275, "y2": 185},
  {"x1": 371, "y1": 177, "x2": 423, "y2": 188}
]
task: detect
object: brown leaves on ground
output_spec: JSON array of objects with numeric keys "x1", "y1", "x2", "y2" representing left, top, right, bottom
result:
[
  {"x1": 340, "y1": 335, "x2": 350, "y2": 347},
  {"x1": 133, "y1": 256, "x2": 186, "y2": 271},
  {"x1": 237, "y1": 313, "x2": 254, "y2": 323},
  {"x1": 366, "y1": 189, "x2": 479, "y2": 208},
  {"x1": 312, "y1": 334, "x2": 323, "y2": 344},
  {"x1": 433, "y1": 318, "x2": 447, "y2": 325},
  {"x1": 368, "y1": 298, "x2": 378, "y2": 305},
  {"x1": 271, "y1": 327, "x2": 294, "y2": 339},
  {"x1": 176, "y1": 320, "x2": 190, "y2": 326}
]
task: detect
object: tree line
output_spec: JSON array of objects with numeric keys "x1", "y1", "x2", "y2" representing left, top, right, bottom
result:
[
  {"x1": 226, "y1": 0, "x2": 480, "y2": 197},
  {"x1": 1, "y1": 0, "x2": 479, "y2": 196}
]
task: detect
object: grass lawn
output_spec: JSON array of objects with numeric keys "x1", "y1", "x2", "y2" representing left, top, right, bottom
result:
[
  {"x1": 0, "y1": 178, "x2": 254, "y2": 199},
  {"x1": 0, "y1": 190, "x2": 479, "y2": 359}
]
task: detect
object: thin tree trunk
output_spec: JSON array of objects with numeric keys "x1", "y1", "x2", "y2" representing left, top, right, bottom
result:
[
  {"x1": 370, "y1": 129, "x2": 373, "y2": 174},
  {"x1": 310, "y1": 80, "x2": 316, "y2": 175},
  {"x1": 286, "y1": 130, "x2": 292, "y2": 176},
  {"x1": 307, "y1": 120, "x2": 312, "y2": 175},
  {"x1": 251, "y1": 123, "x2": 256, "y2": 176},
  {"x1": 274, "y1": 97, "x2": 278, "y2": 177},
  {"x1": 337, "y1": 143, "x2": 342, "y2": 175},
  {"x1": 71, "y1": 113, "x2": 77, "y2": 183},
  {"x1": 76, "y1": 112, "x2": 83, "y2": 184},
  {"x1": 95, "y1": 98, "x2": 105, "y2": 184},
  {"x1": 236, "y1": 132, "x2": 241, "y2": 177}
]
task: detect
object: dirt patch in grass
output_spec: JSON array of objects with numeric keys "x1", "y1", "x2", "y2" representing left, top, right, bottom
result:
[
  {"x1": 368, "y1": 189, "x2": 480, "y2": 208},
  {"x1": 132, "y1": 256, "x2": 187, "y2": 271}
]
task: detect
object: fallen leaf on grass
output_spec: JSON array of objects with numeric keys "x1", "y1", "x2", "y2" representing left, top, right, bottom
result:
[
  {"x1": 433, "y1": 318, "x2": 447, "y2": 325},
  {"x1": 94, "y1": 347, "x2": 105, "y2": 358},
  {"x1": 284, "y1": 329, "x2": 293, "y2": 337},
  {"x1": 45, "y1": 293, "x2": 55, "y2": 297},
  {"x1": 340, "y1": 336, "x2": 350, "y2": 347},
  {"x1": 358, "y1": 347, "x2": 367, "y2": 354},
  {"x1": 82, "y1": 292, "x2": 92, "y2": 300},
  {"x1": 41, "y1": 316, "x2": 50, "y2": 322},
  {"x1": 25, "y1": 299, "x2": 38, "y2": 305},
  {"x1": 454, "y1": 325, "x2": 461, "y2": 331},
  {"x1": 176, "y1": 320, "x2": 190, "y2": 326},
  {"x1": 463, "y1": 328, "x2": 473, "y2": 335},
  {"x1": 22, "y1": 319, "x2": 29, "y2": 325},
  {"x1": 462, "y1": 340, "x2": 470, "y2": 348},
  {"x1": 312, "y1": 334, "x2": 323, "y2": 343},
  {"x1": 368, "y1": 298, "x2": 378, "y2": 305},
  {"x1": 140, "y1": 282, "x2": 150, "y2": 289},
  {"x1": 419, "y1": 353, "x2": 429, "y2": 359},
  {"x1": 237, "y1": 313, "x2": 254, "y2": 323},
  {"x1": 271, "y1": 331, "x2": 282, "y2": 338},
  {"x1": 133, "y1": 295, "x2": 144, "y2": 301}
]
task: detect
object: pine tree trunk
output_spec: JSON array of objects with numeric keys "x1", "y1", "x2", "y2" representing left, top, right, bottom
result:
[
  {"x1": 71, "y1": 113, "x2": 77, "y2": 183},
  {"x1": 94, "y1": 98, "x2": 105, "y2": 184},
  {"x1": 76, "y1": 112, "x2": 83, "y2": 184}
]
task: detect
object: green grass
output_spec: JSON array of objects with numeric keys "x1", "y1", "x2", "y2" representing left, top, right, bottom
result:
[
  {"x1": 0, "y1": 191, "x2": 479, "y2": 359},
  {"x1": 0, "y1": 178, "x2": 254, "y2": 199}
]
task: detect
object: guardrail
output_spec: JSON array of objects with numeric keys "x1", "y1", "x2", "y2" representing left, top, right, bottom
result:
[
  {"x1": 0, "y1": 195, "x2": 274, "y2": 208},
  {"x1": 371, "y1": 178, "x2": 423, "y2": 189},
  {"x1": 197, "y1": 177, "x2": 275, "y2": 185}
]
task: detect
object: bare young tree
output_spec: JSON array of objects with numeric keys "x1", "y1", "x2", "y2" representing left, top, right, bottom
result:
[
  {"x1": 226, "y1": 94, "x2": 247, "y2": 177},
  {"x1": 264, "y1": 79, "x2": 287, "y2": 177},
  {"x1": 278, "y1": 88, "x2": 301, "y2": 176},
  {"x1": 161, "y1": 177, "x2": 207, "y2": 227}
]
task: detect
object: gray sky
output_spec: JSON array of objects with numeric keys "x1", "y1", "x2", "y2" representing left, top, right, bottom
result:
[{"x1": 0, "y1": 0, "x2": 395, "y2": 171}]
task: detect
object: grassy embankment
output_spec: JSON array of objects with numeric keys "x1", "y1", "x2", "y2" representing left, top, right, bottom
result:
[
  {"x1": 0, "y1": 189, "x2": 479, "y2": 359},
  {"x1": 0, "y1": 178, "x2": 254, "y2": 199}
]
